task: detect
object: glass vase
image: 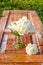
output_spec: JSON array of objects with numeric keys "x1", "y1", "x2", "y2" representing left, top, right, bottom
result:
[{"x1": 13, "y1": 36, "x2": 26, "y2": 48}]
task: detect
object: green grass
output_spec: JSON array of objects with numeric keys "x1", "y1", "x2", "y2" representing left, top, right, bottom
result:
[
  {"x1": 0, "y1": 0, "x2": 43, "y2": 24},
  {"x1": 38, "y1": 12, "x2": 43, "y2": 23}
]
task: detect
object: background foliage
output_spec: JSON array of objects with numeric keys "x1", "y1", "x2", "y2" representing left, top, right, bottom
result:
[{"x1": 0, "y1": 0, "x2": 43, "y2": 23}]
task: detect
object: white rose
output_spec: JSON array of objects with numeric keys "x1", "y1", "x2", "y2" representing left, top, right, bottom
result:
[
  {"x1": 8, "y1": 23, "x2": 17, "y2": 30},
  {"x1": 26, "y1": 43, "x2": 38, "y2": 55},
  {"x1": 8, "y1": 16, "x2": 35, "y2": 36}
]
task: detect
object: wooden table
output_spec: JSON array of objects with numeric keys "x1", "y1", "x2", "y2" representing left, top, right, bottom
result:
[{"x1": 0, "y1": 10, "x2": 43, "y2": 65}]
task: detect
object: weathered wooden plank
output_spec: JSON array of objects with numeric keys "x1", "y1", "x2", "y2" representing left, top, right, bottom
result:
[
  {"x1": 0, "y1": 63, "x2": 41, "y2": 65},
  {"x1": 0, "y1": 11, "x2": 10, "y2": 30},
  {"x1": 0, "y1": 11, "x2": 10, "y2": 44},
  {"x1": 0, "y1": 53, "x2": 43, "y2": 63},
  {"x1": 0, "y1": 63, "x2": 42, "y2": 65},
  {"x1": 14, "y1": 63, "x2": 41, "y2": 65},
  {"x1": 33, "y1": 32, "x2": 43, "y2": 54}
]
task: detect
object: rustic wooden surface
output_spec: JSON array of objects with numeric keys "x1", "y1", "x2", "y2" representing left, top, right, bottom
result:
[{"x1": 0, "y1": 10, "x2": 43, "y2": 65}]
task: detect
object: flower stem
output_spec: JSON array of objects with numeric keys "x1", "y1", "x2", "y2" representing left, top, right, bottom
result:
[{"x1": 18, "y1": 36, "x2": 21, "y2": 44}]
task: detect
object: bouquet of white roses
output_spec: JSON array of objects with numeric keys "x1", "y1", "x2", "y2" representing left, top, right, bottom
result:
[{"x1": 8, "y1": 16, "x2": 35, "y2": 48}]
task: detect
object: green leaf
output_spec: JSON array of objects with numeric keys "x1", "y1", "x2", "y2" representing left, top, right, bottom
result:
[
  {"x1": 19, "y1": 43, "x2": 26, "y2": 48},
  {"x1": 13, "y1": 42, "x2": 26, "y2": 48},
  {"x1": 0, "y1": 10, "x2": 3, "y2": 18},
  {"x1": 11, "y1": 29, "x2": 20, "y2": 36}
]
